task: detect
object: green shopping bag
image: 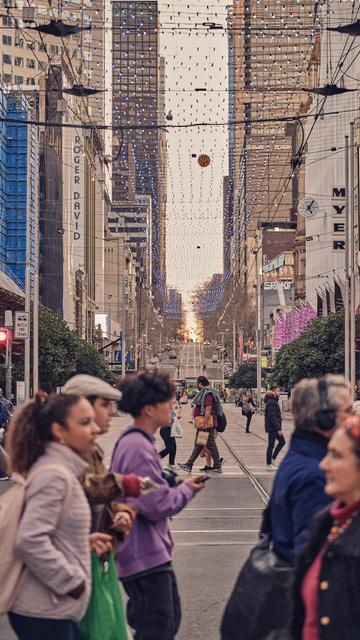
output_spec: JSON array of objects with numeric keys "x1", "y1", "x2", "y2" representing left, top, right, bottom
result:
[{"x1": 78, "y1": 552, "x2": 128, "y2": 640}]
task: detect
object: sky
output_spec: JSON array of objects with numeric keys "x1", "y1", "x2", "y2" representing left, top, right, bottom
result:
[{"x1": 160, "y1": 0, "x2": 229, "y2": 334}]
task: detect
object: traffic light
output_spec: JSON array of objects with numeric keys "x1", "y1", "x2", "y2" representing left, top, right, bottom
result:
[{"x1": 0, "y1": 329, "x2": 8, "y2": 346}]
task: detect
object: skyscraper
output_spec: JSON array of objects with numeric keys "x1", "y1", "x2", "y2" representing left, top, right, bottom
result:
[
  {"x1": 229, "y1": 0, "x2": 316, "y2": 290},
  {"x1": 112, "y1": 1, "x2": 165, "y2": 289}
]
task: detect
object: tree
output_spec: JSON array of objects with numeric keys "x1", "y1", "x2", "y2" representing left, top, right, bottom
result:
[
  {"x1": 271, "y1": 311, "x2": 345, "y2": 388},
  {"x1": 229, "y1": 363, "x2": 257, "y2": 389},
  {"x1": 39, "y1": 308, "x2": 115, "y2": 391}
]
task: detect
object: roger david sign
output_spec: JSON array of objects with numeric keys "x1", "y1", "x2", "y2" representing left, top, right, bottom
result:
[{"x1": 72, "y1": 135, "x2": 84, "y2": 268}]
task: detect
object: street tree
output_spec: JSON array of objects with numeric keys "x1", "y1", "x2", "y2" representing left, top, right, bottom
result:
[
  {"x1": 271, "y1": 311, "x2": 345, "y2": 388},
  {"x1": 229, "y1": 363, "x2": 257, "y2": 389}
]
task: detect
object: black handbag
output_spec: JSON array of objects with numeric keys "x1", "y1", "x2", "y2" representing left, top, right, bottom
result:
[{"x1": 220, "y1": 507, "x2": 293, "y2": 640}]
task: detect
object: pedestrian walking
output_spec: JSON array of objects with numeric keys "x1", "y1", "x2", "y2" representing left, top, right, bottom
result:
[
  {"x1": 289, "y1": 414, "x2": 360, "y2": 640},
  {"x1": 269, "y1": 375, "x2": 353, "y2": 564},
  {"x1": 159, "y1": 402, "x2": 179, "y2": 469},
  {"x1": 242, "y1": 392, "x2": 256, "y2": 433},
  {"x1": 0, "y1": 389, "x2": 13, "y2": 480},
  {"x1": 63, "y1": 374, "x2": 142, "y2": 543},
  {"x1": 265, "y1": 386, "x2": 286, "y2": 470},
  {"x1": 221, "y1": 375, "x2": 353, "y2": 640},
  {"x1": 179, "y1": 376, "x2": 224, "y2": 474},
  {"x1": 111, "y1": 370, "x2": 206, "y2": 640},
  {"x1": 5, "y1": 392, "x2": 99, "y2": 640}
]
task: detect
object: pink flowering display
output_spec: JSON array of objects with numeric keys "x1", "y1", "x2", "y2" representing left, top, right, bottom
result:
[{"x1": 273, "y1": 302, "x2": 316, "y2": 349}]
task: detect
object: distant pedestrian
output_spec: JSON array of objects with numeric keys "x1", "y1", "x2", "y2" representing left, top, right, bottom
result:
[
  {"x1": 289, "y1": 414, "x2": 360, "y2": 639},
  {"x1": 242, "y1": 392, "x2": 256, "y2": 433},
  {"x1": 111, "y1": 370, "x2": 206, "y2": 640},
  {"x1": 5, "y1": 392, "x2": 99, "y2": 640},
  {"x1": 265, "y1": 386, "x2": 285, "y2": 470},
  {"x1": 159, "y1": 401, "x2": 178, "y2": 469},
  {"x1": 179, "y1": 376, "x2": 224, "y2": 474}
]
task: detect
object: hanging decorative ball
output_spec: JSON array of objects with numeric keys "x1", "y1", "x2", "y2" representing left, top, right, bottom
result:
[{"x1": 198, "y1": 154, "x2": 211, "y2": 168}]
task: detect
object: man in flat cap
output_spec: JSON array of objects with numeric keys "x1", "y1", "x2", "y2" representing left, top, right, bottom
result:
[{"x1": 63, "y1": 375, "x2": 139, "y2": 552}]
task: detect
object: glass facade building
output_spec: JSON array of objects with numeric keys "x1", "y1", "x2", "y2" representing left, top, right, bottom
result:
[
  {"x1": 112, "y1": 1, "x2": 161, "y2": 285},
  {"x1": 0, "y1": 92, "x2": 38, "y2": 288}
]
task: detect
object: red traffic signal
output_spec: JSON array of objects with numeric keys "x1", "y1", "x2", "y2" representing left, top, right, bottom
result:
[{"x1": 0, "y1": 329, "x2": 9, "y2": 345}]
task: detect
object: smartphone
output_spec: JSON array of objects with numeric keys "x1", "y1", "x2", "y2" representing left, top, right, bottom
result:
[{"x1": 195, "y1": 476, "x2": 210, "y2": 484}]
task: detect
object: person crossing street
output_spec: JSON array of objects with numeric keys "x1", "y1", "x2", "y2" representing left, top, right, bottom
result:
[
  {"x1": 179, "y1": 376, "x2": 224, "y2": 474},
  {"x1": 265, "y1": 386, "x2": 286, "y2": 470}
]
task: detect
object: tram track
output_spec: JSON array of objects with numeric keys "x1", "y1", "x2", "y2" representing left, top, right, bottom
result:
[{"x1": 219, "y1": 432, "x2": 270, "y2": 505}]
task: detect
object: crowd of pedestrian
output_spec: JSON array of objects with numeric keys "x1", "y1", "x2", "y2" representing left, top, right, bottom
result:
[{"x1": 2, "y1": 367, "x2": 360, "y2": 639}]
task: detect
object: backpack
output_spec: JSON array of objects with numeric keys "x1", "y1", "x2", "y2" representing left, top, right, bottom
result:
[
  {"x1": 0, "y1": 464, "x2": 73, "y2": 615},
  {"x1": 200, "y1": 389, "x2": 227, "y2": 433},
  {"x1": 0, "y1": 399, "x2": 12, "y2": 429}
]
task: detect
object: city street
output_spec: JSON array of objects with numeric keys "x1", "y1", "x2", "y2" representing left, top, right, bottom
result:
[{"x1": 0, "y1": 386, "x2": 293, "y2": 640}]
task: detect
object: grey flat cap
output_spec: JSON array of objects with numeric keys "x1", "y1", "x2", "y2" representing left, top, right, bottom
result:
[{"x1": 63, "y1": 374, "x2": 121, "y2": 401}]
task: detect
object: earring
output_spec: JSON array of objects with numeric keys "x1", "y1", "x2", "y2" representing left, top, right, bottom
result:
[{"x1": 59, "y1": 438, "x2": 66, "y2": 444}]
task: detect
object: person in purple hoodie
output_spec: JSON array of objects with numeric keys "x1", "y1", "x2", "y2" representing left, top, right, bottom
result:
[{"x1": 112, "y1": 369, "x2": 206, "y2": 640}]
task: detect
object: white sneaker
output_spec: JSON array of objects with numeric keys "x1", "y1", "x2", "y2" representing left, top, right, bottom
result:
[
  {"x1": 168, "y1": 464, "x2": 181, "y2": 471},
  {"x1": 266, "y1": 464, "x2": 276, "y2": 472}
]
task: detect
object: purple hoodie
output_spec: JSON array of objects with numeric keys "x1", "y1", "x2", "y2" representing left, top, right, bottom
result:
[{"x1": 111, "y1": 426, "x2": 195, "y2": 578}]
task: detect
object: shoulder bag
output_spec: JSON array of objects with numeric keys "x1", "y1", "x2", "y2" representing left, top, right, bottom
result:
[{"x1": 220, "y1": 506, "x2": 293, "y2": 640}]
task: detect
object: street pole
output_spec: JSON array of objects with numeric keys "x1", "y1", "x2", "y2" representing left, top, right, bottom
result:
[
  {"x1": 24, "y1": 173, "x2": 32, "y2": 400},
  {"x1": 33, "y1": 197, "x2": 39, "y2": 394},
  {"x1": 345, "y1": 135, "x2": 350, "y2": 381},
  {"x1": 5, "y1": 331, "x2": 12, "y2": 402},
  {"x1": 350, "y1": 122, "x2": 356, "y2": 395},
  {"x1": 232, "y1": 320, "x2": 236, "y2": 371},
  {"x1": 221, "y1": 331, "x2": 225, "y2": 386},
  {"x1": 121, "y1": 330, "x2": 126, "y2": 379},
  {"x1": 256, "y1": 238, "x2": 262, "y2": 407}
]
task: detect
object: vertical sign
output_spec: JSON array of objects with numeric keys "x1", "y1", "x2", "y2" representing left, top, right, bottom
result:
[
  {"x1": 72, "y1": 134, "x2": 85, "y2": 269},
  {"x1": 16, "y1": 381, "x2": 25, "y2": 406}
]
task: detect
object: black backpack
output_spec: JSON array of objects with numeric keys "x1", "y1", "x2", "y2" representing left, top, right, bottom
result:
[{"x1": 216, "y1": 411, "x2": 227, "y2": 433}]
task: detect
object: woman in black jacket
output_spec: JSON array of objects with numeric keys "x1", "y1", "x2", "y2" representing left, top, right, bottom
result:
[{"x1": 290, "y1": 415, "x2": 360, "y2": 640}]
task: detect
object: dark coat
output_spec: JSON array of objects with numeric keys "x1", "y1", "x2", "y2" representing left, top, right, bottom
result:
[
  {"x1": 264, "y1": 392, "x2": 282, "y2": 432},
  {"x1": 291, "y1": 507, "x2": 360, "y2": 640},
  {"x1": 269, "y1": 431, "x2": 332, "y2": 564}
]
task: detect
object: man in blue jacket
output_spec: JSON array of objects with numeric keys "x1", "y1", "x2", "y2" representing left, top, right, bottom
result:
[
  {"x1": 111, "y1": 370, "x2": 206, "y2": 640},
  {"x1": 269, "y1": 374, "x2": 353, "y2": 564}
]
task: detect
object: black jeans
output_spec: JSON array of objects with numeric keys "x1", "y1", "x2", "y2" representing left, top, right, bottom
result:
[
  {"x1": 245, "y1": 413, "x2": 253, "y2": 432},
  {"x1": 266, "y1": 431, "x2": 286, "y2": 465},
  {"x1": 123, "y1": 568, "x2": 181, "y2": 640},
  {"x1": 159, "y1": 426, "x2": 177, "y2": 466},
  {"x1": 8, "y1": 612, "x2": 80, "y2": 640}
]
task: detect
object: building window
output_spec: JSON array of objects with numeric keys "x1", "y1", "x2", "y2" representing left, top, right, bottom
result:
[
  {"x1": 3, "y1": 74, "x2": 11, "y2": 84},
  {"x1": 27, "y1": 59, "x2": 35, "y2": 69},
  {"x1": 2, "y1": 35, "x2": 11, "y2": 45},
  {"x1": 50, "y1": 44, "x2": 59, "y2": 55},
  {"x1": 38, "y1": 43, "x2": 46, "y2": 52},
  {"x1": 2, "y1": 54, "x2": 11, "y2": 65},
  {"x1": 2, "y1": 16, "x2": 12, "y2": 26},
  {"x1": 26, "y1": 42, "x2": 35, "y2": 50},
  {"x1": 14, "y1": 57, "x2": 23, "y2": 67},
  {"x1": 14, "y1": 75, "x2": 23, "y2": 85}
]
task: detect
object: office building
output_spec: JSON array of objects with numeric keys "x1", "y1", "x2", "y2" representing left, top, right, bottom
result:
[
  {"x1": 112, "y1": 1, "x2": 165, "y2": 288},
  {"x1": 0, "y1": 92, "x2": 38, "y2": 289},
  {"x1": 229, "y1": 0, "x2": 316, "y2": 291}
]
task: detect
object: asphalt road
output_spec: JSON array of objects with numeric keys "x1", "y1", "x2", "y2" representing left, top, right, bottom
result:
[{"x1": 0, "y1": 355, "x2": 294, "y2": 639}]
